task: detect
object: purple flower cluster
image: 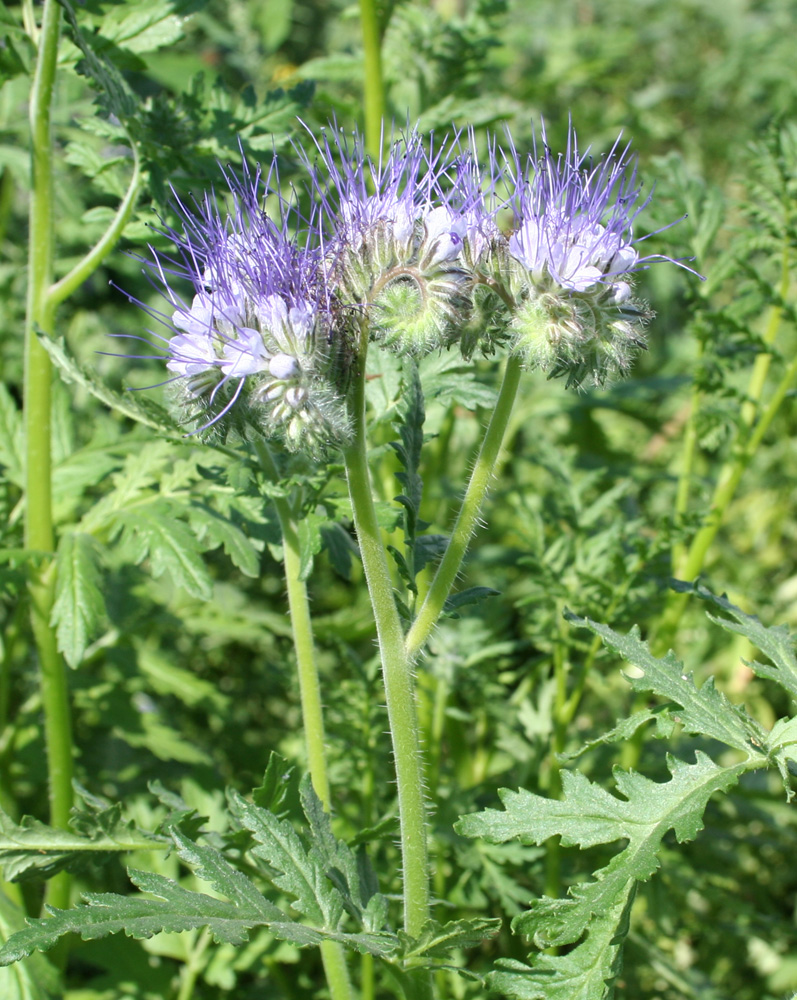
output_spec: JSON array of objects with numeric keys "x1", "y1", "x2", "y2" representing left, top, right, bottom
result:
[{"x1": 131, "y1": 121, "x2": 690, "y2": 449}]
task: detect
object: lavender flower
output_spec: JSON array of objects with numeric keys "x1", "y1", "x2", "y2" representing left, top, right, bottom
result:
[
  {"x1": 132, "y1": 161, "x2": 351, "y2": 452},
  {"x1": 299, "y1": 125, "x2": 490, "y2": 355},
  {"x1": 493, "y1": 122, "x2": 688, "y2": 386}
]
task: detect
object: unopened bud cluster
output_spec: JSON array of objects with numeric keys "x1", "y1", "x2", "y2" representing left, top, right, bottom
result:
[{"x1": 132, "y1": 122, "x2": 691, "y2": 452}]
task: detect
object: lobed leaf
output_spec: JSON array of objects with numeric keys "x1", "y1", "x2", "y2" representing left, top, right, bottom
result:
[
  {"x1": 299, "y1": 777, "x2": 389, "y2": 932},
  {"x1": 227, "y1": 789, "x2": 342, "y2": 929},
  {"x1": 565, "y1": 611, "x2": 768, "y2": 755},
  {"x1": 676, "y1": 582, "x2": 797, "y2": 701},
  {"x1": 488, "y1": 888, "x2": 635, "y2": 1000},
  {"x1": 116, "y1": 502, "x2": 213, "y2": 600},
  {"x1": 0, "y1": 795, "x2": 162, "y2": 883},
  {"x1": 399, "y1": 916, "x2": 501, "y2": 962},
  {"x1": 458, "y1": 753, "x2": 752, "y2": 950}
]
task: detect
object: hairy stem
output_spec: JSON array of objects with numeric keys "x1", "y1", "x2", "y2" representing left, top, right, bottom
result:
[
  {"x1": 254, "y1": 440, "x2": 356, "y2": 1000},
  {"x1": 24, "y1": 0, "x2": 72, "y2": 917},
  {"x1": 342, "y1": 356, "x2": 432, "y2": 999},
  {"x1": 405, "y1": 355, "x2": 523, "y2": 661},
  {"x1": 359, "y1": 0, "x2": 385, "y2": 158}
]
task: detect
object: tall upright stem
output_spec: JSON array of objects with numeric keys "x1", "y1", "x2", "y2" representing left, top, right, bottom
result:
[
  {"x1": 405, "y1": 355, "x2": 523, "y2": 661},
  {"x1": 254, "y1": 441, "x2": 355, "y2": 1000},
  {"x1": 24, "y1": 0, "x2": 72, "y2": 915},
  {"x1": 359, "y1": 0, "x2": 385, "y2": 157},
  {"x1": 342, "y1": 360, "x2": 432, "y2": 988}
]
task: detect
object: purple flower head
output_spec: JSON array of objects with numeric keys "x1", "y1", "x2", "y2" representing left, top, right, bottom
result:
[
  {"x1": 493, "y1": 121, "x2": 697, "y2": 387},
  {"x1": 297, "y1": 123, "x2": 492, "y2": 354},
  {"x1": 129, "y1": 159, "x2": 351, "y2": 451},
  {"x1": 503, "y1": 123, "x2": 653, "y2": 294}
]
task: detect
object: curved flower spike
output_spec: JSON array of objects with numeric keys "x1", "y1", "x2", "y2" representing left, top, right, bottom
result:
[
  {"x1": 495, "y1": 121, "x2": 698, "y2": 387},
  {"x1": 298, "y1": 123, "x2": 491, "y2": 356},
  {"x1": 127, "y1": 158, "x2": 352, "y2": 452}
]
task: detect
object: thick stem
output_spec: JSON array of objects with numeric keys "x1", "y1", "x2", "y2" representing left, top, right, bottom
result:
[
  {"x1": 24, "y1": 0, "x2": 72, "y2": 915},
  {"x1": 405, "y1": 355, "x2": 523, "y2": 661},
  {"x1": 342, "y1": 363, "x2": 432, "y2": 981},
  {"x1": 359, "y1": 0, "x2": 385, "y2": 158}
]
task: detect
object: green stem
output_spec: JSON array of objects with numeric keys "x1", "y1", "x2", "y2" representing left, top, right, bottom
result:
[
  {"x1": 254, "y1": 441, "x2": 356, "y2": 1000},
  {"x1": 24, "y1": 0, "x2": 72, "y2": 917},
  {"x1": 660, "y1": 247, "x2": 792, "y2": 646},
  {"x1": 671, "y1": 344, "x2": 703, "y2": 575},
  {"x1": 405, "y1": 355, "x2": 523, "y2": 661},
  {"x1": 342, "y1": 360, "x2": 432, "y2": 990},
  {"x1": 359, "y1": 0, "x2": 385, "y2": 157},
  {"x1": 49, "y1": 136, "x2": 142, "y2": 308},
  {"x1": 254, "y1": 441, "x2": 333, "y2": 808},
  {"x1": 175, "y1": 929, "x2": 212, "y2": 1000}
]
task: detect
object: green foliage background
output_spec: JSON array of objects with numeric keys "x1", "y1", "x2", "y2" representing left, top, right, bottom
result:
[{"x1": 1, "y1": 1, "x2": 797, "y2": 998}]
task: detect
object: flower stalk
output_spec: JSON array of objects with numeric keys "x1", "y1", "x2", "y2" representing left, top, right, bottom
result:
[
  {"x1": 24, "y1": 0, "x2": 72, "y2": 917},
  {"x1": 358, "y1": 0, "x2": 385, "y2": 158},
  {"x1": 254, "y1": 439, "x2": 355, "y2": 1000},
  {"x1": 405, "y1": 355, "x2": 523, "y2": 660}
]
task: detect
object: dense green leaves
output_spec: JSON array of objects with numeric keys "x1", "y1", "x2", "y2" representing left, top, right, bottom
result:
[{"x1": 0, "y1": 779, "x2": 495, "y2": 978}]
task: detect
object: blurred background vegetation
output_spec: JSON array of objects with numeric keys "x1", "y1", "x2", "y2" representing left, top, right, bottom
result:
[{"x1": 2, "y1": 1, "x2": 797, "y2": 997}]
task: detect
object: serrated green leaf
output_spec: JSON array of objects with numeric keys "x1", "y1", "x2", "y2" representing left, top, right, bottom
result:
[
  {"x1": 299, "y1": 777, "x2": 388, "y2": 931},
  {"x1": 457, "y1": 753, "x2": 751, "y2": 949},
  {"x1": 252, "y1": 753, "x2": 293, "y2": 812},
  {"x1": 412, "y1": 533, "x2": 448, "y2": 574},
  {"x1": 319, "y1": 522, "x2": 358, "y2": 580},
  {"x1": 443, "y1": 586, "x2": 500, "y2": 615},
  {"x1": 419, "y1": 351, "x2": 499, "y2": 410},
  {"x1": 400, "y1": 916, "x2": 501, "y2": 961},
  {"x1": 558, "y1": 708, "x2": 678, "y2": 762},
  {"x1": 37, "y1": 334, "x2": 181, "y2": 434},
  {"x1": 488, "y1": 887, "x2": 635, "y2": 1000},
  {"x1": 0, "y1": 872, "x2": 263, "y2": 964},
  {"x1": 117, "y1": 504, "x2": 212, "y2": 600},
  {"x1": 166, "y1": 828, "x2": 283, "y2": 921},
  {"x1": 268, "y1": 920, "x2": 398, "y2": 957},
  {"x1": 0, "y1": 797, "x2": 161, "y2": 883},
  {"x1": 227, "y1": 789, "x2": 342, "y2": 928},
  {"x1": 679, "y1": 583, "x2": 797, "y2": 701},
  {"x1": 57, "y1": 0, "x2": 138, "y2": 120},
  {"x1": 0, "y1": 384, "x2": 24, "y2": 487},
  {"x1": 50, "y1": 533, "x2": 106, "y2": 668},
  {"x1": 187, "y1": 503, "x2": 261, "y2": 578},
  {"x1": 97, "y1": 0, "x2": 186, "y2": 56},
  {"x1": 297, "y1": 512, "x2": 326, "y2": 581},
  {"x1": 566, "y1": 612, "x2": 768, "y2": 755}
]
